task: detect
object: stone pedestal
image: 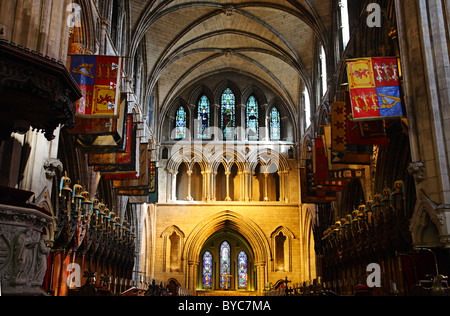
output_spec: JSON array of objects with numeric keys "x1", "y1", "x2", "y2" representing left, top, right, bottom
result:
[{"x1": 0, "y1": 202, "x2": 53, "y2": 296}]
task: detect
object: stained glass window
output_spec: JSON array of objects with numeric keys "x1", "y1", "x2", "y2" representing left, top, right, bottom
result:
[
  {"x1": 270, "y1": 107, "x2": 281, "y2": 141},
  {"x1": 220, "y1": 241, "x2": 231, "y2": 289},
  {"x1": 203, "y1": 251, "x2": 213, "y2": 289},
  {"x1": 175, "y1": 106, "x2": 187, "y2": 139},
  {"x1": 221, "y1": 88, "x2": 236, "y2": 139},
  {"x1": 197, "y1": 95, "x2": 210, "y2": 139},
  {"x1": 246, "y1": 96, "x2": 259, "y2": 140},
  {"x1": 238, "y1": 251, "x2": 248, "y2": 289}
]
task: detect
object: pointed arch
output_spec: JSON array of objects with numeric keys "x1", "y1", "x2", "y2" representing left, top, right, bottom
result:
[
  {"x1": 410, "y1": 192, "x2": 446, "y2": 247},
  {"x1": 210, "y1": 148, "x2": 248, "y2": 174},
  {"x1": 166, "y1": 146, "x2": 208, "y2": 174},
  {"x1": 161, "y1": 225, "x2": 186, "y2": 273},
  {"x1": 270, "y1": 226, "x2": 295, "y2": 273},
  {"x1": 247, "y1": 148, "x2": 289, "y2": 174},
  {"x1": 184, "y1": 211, "x2": 272, "y2": 263}
]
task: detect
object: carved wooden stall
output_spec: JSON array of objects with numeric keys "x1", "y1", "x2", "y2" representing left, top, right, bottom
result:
[{"x1": 48, "y1": 172, "x2": 136, "y2": 296}]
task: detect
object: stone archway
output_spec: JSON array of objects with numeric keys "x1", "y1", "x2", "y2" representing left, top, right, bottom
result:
[
  {"x1": 182, "y1": 211, "x2": 271, "y2": 295},
  {"x1": 197, "y1": 229, "x2": 256, "y2": 293}
]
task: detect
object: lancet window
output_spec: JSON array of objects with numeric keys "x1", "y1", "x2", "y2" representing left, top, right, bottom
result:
[
  {"x1": 246, "y1": 96, "x2": 259, "y2": 140},
  {"x1": 175, "y1": 106, "x2": 187, "y2": 139},
  {"x1": 270, "y1": 107, "x2": 281, "y2": 141},
  {"x1": 220, "y1": 241, "x2": 231, "y2": 289},
  {"x1": 197, "y1": 95, "x2": 210, "y2": 139},
  {"x1": 238, "y1": 251, "x2": 248, "y2": 289},
  {"x1": 221, "y1": 88, "x2": 236, "y2": 139},
  {"x1": 202, "y1": 251, "x2": 213, "y2": 289}
]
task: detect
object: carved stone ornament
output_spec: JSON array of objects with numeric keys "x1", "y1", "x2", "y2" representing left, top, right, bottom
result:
[
  {"x1": 223, "y1": 5, "x2": 236, "y2": 16},
  {"x1": 0, "y1": 204, "x2": 53, "y2": 296},
  {"x1": 43, "y1": 159, "x2": 63, "y2": 179},
  {"x1": 408, "y1": 161, "x2": 425, "y2": 183}
]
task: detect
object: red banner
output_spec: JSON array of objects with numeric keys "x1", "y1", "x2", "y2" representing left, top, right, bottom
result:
[
  {"x1": 69, "y1": 55, "x2": 123, "y2": 117},
  {"x1": 347, "y1": 57, "x2": 403, "y2": 121}
]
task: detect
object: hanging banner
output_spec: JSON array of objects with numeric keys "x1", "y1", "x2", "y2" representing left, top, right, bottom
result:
[
  {"x1": 347, "y1": 57, "x2": 403, "y2": 121},
  {"x1": 300, "y1": 160, "x2": 338, "y2": 204},
  {"x1": 331, "y1": 101, "x2": 372, "y2": 165},
  {"x1": 68, "y1": 55, "x2": 123, "y2": 117},
  {"x1": 314, "y1": 138, "x2": 329, "y2": 182},
  {"x1": 111, "y1": 144, "x2": 149, "y2": 188},
  {"x1": 88, "y1": 115, "x2": 138, "y2": 177}
]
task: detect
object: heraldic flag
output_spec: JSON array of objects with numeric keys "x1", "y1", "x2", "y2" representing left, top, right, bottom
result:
[
  {"x1": 69, "y1": 55, "x2": 123, "y2": 117},
  {"x1": 347, "y1": 57, "x2": 403, "y2": 121}
]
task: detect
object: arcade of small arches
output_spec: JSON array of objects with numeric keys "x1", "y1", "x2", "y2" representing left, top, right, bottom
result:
[{"x1": 164, "y1": 147, "x2": 291, "y2": 203}]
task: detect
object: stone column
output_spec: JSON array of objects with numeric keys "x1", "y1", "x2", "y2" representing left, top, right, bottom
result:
[
  {"x1": 278, "y1": 171, "x2": 285, "y2": 203},
  {"x1": 171, "y1": 171, "x2": 178, "y2": 202},
  {"x1": 186, "y1": 170, "x2": 193, "y2": 201},
  {"x1": 243, "y1": 171, "x2": 250, "y2": 202},
  {"x1": 211, "y1": 172, "x2": 217, "y2": 201},
  {"x1": 263, "y1": 173, "x2": 269, "y2": 202},
  {"x1": 225, "y1": 171, "x2": 232, "y2": 201},
  {"x1": 255, "y1": 263, "x2": 267, "y2": 294},
  {"x1": 395, "y1": 0, "x2": 450, "y2": 246},
  {"x1": 187, "y1": 261, "x2": 198, "y2": 292},
  {"x1": 204, "y1": 170, "x2": 212, "y2": 202}
]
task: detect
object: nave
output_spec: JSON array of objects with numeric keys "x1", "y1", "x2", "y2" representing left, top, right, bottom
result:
[{"x1": 0, "y1": 0, "x2": 449, "y2": 297}]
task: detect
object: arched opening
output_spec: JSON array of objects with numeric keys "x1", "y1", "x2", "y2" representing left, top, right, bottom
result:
[
  {"x1": 253, "y1": 163, "x2": 264, "y2": 201},
  {"x1": 252, "y1": 163, "x2": 280, "y2": 202},
  {"x1": 267, "y1": 163, "x2": 280, "y2": 202},
  {"x1": 169, "y1": 232, "x2": 181, "y2": 272},
  {"x1": 275, "y1": 232, "x2": 286, "y2": 271},
  {"x1": 176, "y1": 163, "x2": 189, "y2": 201},
  {"x1": 191, "y1": 163, "x2": 203, "y2": 202},
  {"x1": 198, "y1": 229, "x2": 255, "y2": 292},
  {"x1": 215, "y1": 163, "x2": 227, "y2": 201},
  {"x1": 230, "y1": 163, "x2": 240, "y2": 202}
]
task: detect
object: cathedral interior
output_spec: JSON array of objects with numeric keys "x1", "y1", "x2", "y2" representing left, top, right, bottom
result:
[{"x1": 0, "y1": 0, "x2": 449, "y2": 297}]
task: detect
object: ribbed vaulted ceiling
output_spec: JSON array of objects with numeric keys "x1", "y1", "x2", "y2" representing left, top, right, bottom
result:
[{"x1": 128, "y1": 0, "x2": 333, "y2": 119}]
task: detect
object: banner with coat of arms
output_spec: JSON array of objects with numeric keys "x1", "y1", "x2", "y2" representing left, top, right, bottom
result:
[
  {"x1": 347, "y1": 57, "x2": 403, "y2": 121},
  {"x1": 69, "y1": 55, "x2": 123, "y2": 117}
]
